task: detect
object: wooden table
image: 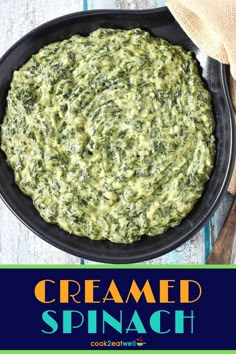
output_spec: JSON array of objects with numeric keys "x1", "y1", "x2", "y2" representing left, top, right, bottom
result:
[{"x1": 0, "y1": 0, "x2": 234, "y2": 264}]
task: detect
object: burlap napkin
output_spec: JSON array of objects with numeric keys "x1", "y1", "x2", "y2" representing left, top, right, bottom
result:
[{"x1": 167, "y1": 0, "x2": 236, "y2": 195}]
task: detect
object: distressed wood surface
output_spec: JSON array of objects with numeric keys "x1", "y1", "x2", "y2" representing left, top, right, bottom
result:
[
  {"x1": 207, "y1": 199, "x2": 236, "y2": 264},
  {"x1": 0, "y1": 0, "x2": 234, "y2": 264}
]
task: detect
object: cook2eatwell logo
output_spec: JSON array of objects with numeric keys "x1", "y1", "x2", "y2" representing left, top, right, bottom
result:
[{"x1": 90, "y1": 336, "x2": 147, "y2": 347}]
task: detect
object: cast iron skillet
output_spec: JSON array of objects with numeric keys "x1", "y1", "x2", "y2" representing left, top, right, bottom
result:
[{"x1": 0, "y1": 8, "x2": 235, "y2": 263}]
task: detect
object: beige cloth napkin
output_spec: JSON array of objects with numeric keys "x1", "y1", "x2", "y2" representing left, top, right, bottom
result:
[{"x1": 167, "y1": 0, "x2": 236, "y2": 195}]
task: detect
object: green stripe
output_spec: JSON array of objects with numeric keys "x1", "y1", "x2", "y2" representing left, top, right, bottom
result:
[{"x1": 0, "y1": 350, "x2": 235, "y2": 353}]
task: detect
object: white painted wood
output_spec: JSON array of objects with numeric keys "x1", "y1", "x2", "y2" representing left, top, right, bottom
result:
[
  {"x1": 0, "y1": 199, "x2": 81, "y2": 264},
  {"x1": 88, "y1": 0, "x2": 159, "y2": 9},
  {"x1": 88, "y1": 0, "x2": 116, "y2": 9},
  {"x1": 0, "y1": 0, "x2": 83, "y2": 57}
]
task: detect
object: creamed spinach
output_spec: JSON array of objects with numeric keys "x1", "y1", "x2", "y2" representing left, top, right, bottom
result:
[{"x1": 1, "y1": 28, "x2": 215, "y2": 243}]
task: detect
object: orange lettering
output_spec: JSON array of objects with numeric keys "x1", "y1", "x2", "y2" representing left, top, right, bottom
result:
[
  {"x1": 60, "y1": 280, "x2": 81, "y2": 303},
  {"x1": 159, "y1": 280, "x2": 175, "y2": 303},
  {"x1": 180, "y1": 280, "x2": 202, "y2": 303},
  {"x1": 125, "y1": 280, "x2": 156, "y2": 303},
  {"x1": 85, "y1": 280, "x2": 101, "y2": 303},
  {"x1": 34, "y1": 279, "x2": 55, "y2": 303},
  {"x1": 103, "y1": 280, "x2": 123, "y2": 303}
]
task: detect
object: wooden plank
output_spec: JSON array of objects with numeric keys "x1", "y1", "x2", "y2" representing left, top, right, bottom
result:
[
  {"x1": 0, "y1": 198, "x2": 82, "y2": 264},
  {"x1": 0, "y1": 0, "x2": 83, "y2": 57},
  {"x1": 88, "y1": 0, "x2": 159, "y2": 9},
  {"x1": 207, "y1": 198, "x2": 236, "y2": 264}
]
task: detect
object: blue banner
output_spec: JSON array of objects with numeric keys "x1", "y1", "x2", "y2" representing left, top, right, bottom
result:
[{"x1": 0, "y1": 268, "x2": 235, "y2": 350}]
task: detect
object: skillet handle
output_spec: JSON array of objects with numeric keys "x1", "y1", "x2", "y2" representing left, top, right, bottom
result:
[{"x1": 206, "y1": 197, "x2": 236, "y2": 264}]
